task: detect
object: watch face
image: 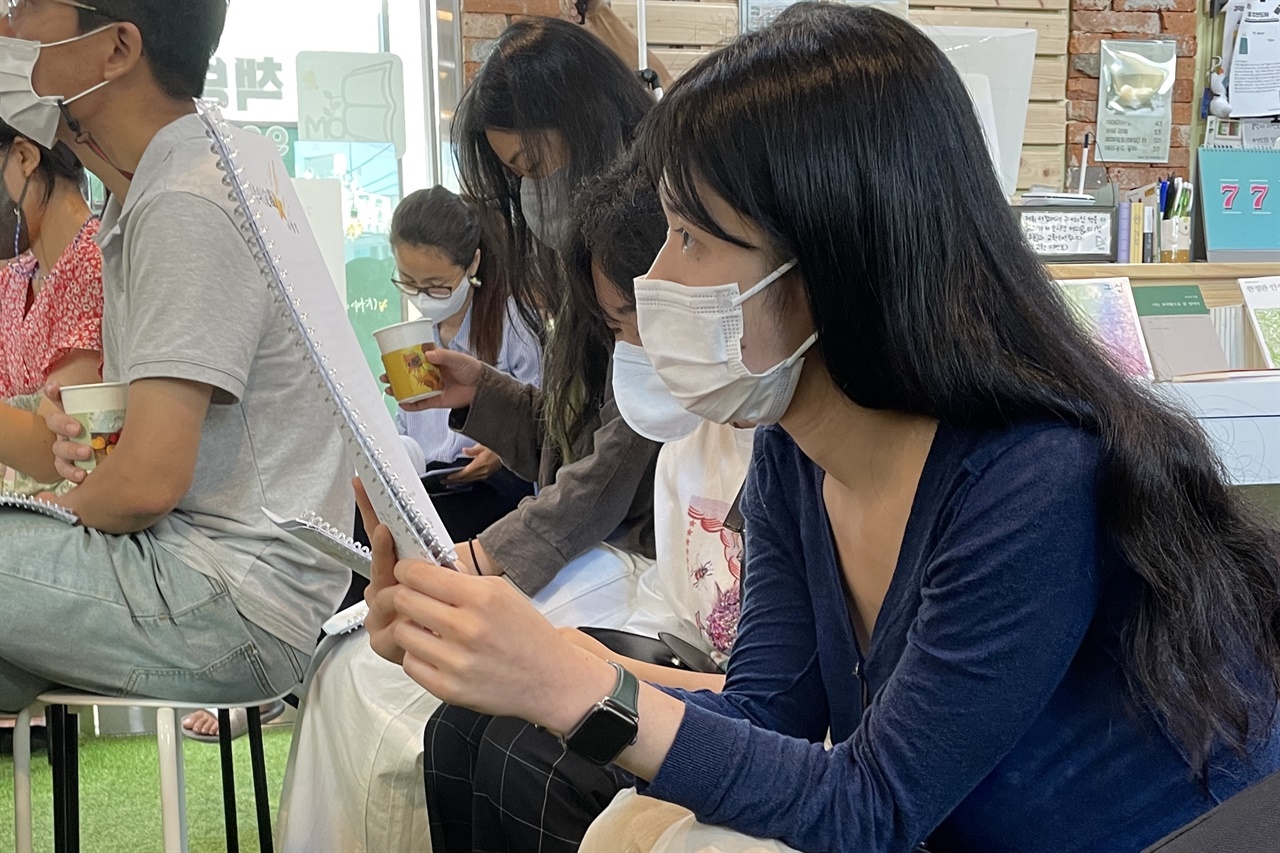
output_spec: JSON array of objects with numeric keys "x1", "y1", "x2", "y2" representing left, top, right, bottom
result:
[{"x1": 566, "y1": 703, "x2": 638, "y2": 765}]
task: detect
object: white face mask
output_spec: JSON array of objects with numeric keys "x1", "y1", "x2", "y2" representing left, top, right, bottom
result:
[
  {"x1": 412, "y1": 274, "x2": 473, "y2": 323},
  {"x1": 520, "y1": 170, "x2": 573, "y2": 250},
  {"x1": 0, "y1": 30, "x2": 115, "y2": 149},
  {"x1": 634, "y1": 260, "x2": 817, "y2": 427},
  {"x1": 611, "y1": 340, "x2": 702, "y2": 443}
]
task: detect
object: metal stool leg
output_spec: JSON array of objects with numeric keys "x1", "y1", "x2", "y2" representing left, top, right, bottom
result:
[
  {"x1": 48, "y1": 705, "x2": 82, "y2": 853},
  {"x1": 13, "y1": 707, "x2": 33, "y2": 853},
  {"x1": 155, "y1": 707, "x2": 188, "y2": 853},
  {"x1": 65, "y1": 708, "x2": 80, "y2": 853},
  {"x1": 217, "y1": 709, "x2": 240, "y2": 853},
  {"x1": 174, "y1": 715, "x2": 188, "y2": 845},
  {"x1": 246, "y1": 706, "x2": 274, "y2": 853},
  {"x1": 48, "y1": 704, "x2": 70, "y2": 853}
]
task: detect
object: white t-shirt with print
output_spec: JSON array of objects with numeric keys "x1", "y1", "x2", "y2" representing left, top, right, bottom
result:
[{"x1": 623, "y1": 421, "x2": 755, "y2": 665}]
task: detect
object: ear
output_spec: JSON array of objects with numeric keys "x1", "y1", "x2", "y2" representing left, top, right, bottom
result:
[
  {"x1": 14, "y1": 138, "x2": 42, "y2": 181},
  {"x1": 102, "y1": 22, "x2": 145, "y2": 83},
  {"x1": 469, "y1": 249, "x2": 482, "y2": 281}
]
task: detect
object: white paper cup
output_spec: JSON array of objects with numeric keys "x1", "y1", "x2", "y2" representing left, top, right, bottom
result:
[
  {"x1": 374, "y1": 319, "x2": 444, "y2": 404},
  {"x1": 60, "y1": 381, "x2": 128, "y2": 473}
]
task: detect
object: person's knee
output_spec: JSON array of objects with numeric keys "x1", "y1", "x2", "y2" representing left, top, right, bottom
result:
[
  {"x1": 424, "y1": 703, "x2": 492, "y2": 777},
  {"x1": 473, "y1": 715, "x2": 560, "y2": 798}
]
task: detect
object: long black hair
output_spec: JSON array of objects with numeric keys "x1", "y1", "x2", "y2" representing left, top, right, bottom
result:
[
  {"x1": 637, "y1": 4, "x2": 1280, "y2": 775},
  {"x1": 454, "y1": 17, "x2": 652, "y2": 336},
  {"x1": 390, "y1": 186, "x2": 520, "y2": 366},
  {"x1": 547, "y1": 160, "x2": 667, "y2": 457}
]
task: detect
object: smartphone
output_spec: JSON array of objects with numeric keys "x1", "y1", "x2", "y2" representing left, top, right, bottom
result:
[{"x1": 422, "y1": 465, "x2": 468, "y2": 493}]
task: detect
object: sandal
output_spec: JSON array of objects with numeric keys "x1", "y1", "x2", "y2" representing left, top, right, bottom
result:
[{"x1": 181, "y1": 700, "x2": 287, "y2": 743}]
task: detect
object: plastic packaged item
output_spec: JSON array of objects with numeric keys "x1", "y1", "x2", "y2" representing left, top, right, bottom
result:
[{"x1": 1096, "y1": 39, "x2": 1177, "y2": 163}]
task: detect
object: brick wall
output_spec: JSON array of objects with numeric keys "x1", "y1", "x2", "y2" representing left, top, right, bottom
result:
[
  {"x1": 462, "y1": 0, "x2": 565, "y2": 81},
  {"x1": 1067, "y1": 0, "x2": 1198, "y2": 190}
]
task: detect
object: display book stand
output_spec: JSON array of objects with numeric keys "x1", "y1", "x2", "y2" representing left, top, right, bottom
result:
[{"x1": 1048, "y1": 262, "x2": 1280, "y2": 488}]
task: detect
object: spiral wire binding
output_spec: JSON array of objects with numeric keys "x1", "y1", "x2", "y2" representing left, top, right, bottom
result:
[
  {"x1": 302, "y1": 510, "x2": 373, "y2": 560},
  {"x1": 195, "y1": 103, "x2": 460, "y2": 570},
  {"x1": 0, "y1": 493, "x2": 80, "y2": 525}
]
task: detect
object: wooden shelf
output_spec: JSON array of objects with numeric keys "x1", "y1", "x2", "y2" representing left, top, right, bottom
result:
[
  {"x1": 1046, "y1": 262, "x2": 1280, "y2": 308},
  {"x1": 1046, "y1": 262, "x2": 1279, "y2": 280}
]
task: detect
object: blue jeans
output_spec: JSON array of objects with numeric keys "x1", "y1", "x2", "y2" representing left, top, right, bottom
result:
[{"x1": 0, "y1": 510, "x2": 309, "y2": 712}]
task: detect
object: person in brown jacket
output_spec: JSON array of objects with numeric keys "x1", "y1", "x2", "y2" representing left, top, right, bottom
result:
[{"x1": 399, "y1": 15, "x2": 667, "y2": 594}]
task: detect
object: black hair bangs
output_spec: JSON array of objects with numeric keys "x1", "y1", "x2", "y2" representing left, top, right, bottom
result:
[
  {"x1": 633, "y1": 29, "x2": 822, "y2": 256},
  {"x1": 637, "y1": 83, "x2": 758, "y2": 252}
]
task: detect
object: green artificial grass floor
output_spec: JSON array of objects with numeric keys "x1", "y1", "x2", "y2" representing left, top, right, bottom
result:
[{"x1": 0, "y1": 725, "x2": 294, "y2": 853}]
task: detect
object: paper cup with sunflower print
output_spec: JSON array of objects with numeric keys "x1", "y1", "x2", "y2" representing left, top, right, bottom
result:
[
  {"x1": 60, "y1": 382, "x2": 128, "y2": 473},
  {"x1": 374, "y1": 319, "x2": 445, "y2": 404}
]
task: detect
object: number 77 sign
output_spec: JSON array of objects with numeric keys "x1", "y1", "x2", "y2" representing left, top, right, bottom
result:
[
  {"x1": 1200, "y1": 148, "x2": 1280, "y2": 259},
  {"x1": 1221, "y1": 183, "x2": 1271, "y2": 211}
]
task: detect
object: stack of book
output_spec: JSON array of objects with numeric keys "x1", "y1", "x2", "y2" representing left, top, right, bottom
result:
[
  {"x1": 1055, "y1": 275, "x2": 1280, "y2": 381},
  {"x1": 1055, "y1": 275, "x2": 1279, "y2": 486}
]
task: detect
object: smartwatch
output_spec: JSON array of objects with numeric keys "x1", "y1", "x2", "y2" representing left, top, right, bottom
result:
[{"x1": 563, "y1": 662, "x2": 639, "y2": 765}]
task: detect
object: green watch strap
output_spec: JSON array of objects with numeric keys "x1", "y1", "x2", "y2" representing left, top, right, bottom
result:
[{"x1": 608, "y1": 661, "x2": 640, "y2": 716}]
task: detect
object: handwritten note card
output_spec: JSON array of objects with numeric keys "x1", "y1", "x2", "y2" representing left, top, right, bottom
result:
[{"x1": 1019, "y1": 208, "x2": 1116, "y2": 260}]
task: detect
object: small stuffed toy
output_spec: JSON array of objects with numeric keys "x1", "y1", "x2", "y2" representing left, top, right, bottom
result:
[{"x1": 1209, "y1": 58, "x2": 1232, "y2": 118}]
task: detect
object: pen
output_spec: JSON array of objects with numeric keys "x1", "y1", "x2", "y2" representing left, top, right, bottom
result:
[
  {"x1": 1142, "y1": 205, "x2": 1155, "y2": 263},
  {"x1": 1158, "y1": 181, "x2": 1168, "y2": 215},
  {"x1": 1078, "y1": 132, "x2": 1092, "y2": 196}
]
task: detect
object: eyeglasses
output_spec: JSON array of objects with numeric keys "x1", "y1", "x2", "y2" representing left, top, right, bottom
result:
[
  {"x1": 6, "y1": 0, "x2": 102, "y2": 23},
  {"x1": 390, "y1": 277, "x2": 458, "y2": 300}
]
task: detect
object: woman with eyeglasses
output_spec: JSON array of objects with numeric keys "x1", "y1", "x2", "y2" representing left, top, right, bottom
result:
[{"x1": 385, "y1": 186, "x2": 540, "y2": 540}]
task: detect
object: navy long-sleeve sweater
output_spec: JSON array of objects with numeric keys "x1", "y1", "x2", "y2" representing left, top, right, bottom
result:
[{"x1": 643, "y1": 421, "x2": 1280, "y2": 852}]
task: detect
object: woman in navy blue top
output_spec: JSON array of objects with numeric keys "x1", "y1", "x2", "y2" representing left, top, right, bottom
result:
[{"x1": 359, "y1": 4, "x2": 1280, "y2": 851}]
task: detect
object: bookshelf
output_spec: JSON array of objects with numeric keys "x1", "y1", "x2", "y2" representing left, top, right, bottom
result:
[
  {"x1": 1049, "y1": 262, "x2": 1280, "y2": 486},
  {"x1": 1045, "y1": 263, "x2": 1280, "y2": 309}
]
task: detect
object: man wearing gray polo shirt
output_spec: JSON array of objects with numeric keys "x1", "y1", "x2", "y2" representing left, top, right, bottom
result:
[{"x1": 0, "y1": 0, "x2": 351, "y2": 711}]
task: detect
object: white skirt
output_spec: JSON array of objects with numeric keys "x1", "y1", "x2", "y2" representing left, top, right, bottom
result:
[{"x1": 275, "y1": 544, "x2": 653, "y2": 853}]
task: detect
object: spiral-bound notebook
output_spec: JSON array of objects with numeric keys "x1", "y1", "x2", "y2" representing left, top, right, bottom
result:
[
  {"x1": 0, "y1": 493, "x2": 79, "y2": 525},
  {"x1": 196, "y1": 104, "x2": 458, "y2": 571},
  {"x1": 262, "y1": 507, "x2": 371, "y2": 575}
]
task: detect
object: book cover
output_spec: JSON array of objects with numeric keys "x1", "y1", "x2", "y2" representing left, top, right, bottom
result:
[
  {"x1": 1133, "y1": 285, "x2": 1230, "y2": 380},
  {"x1": 1240, "y1": 276, "x2": 1280, "y2": 368},
  {"x1": 1128, "y1": 202, "x2": 1145, "y2": 265},
  {"x1": 1117, "y1": 202, "x2": 1132, "y2": 263},
  {"x1": 1057, "y1": 277, "x2": 1154, "y2": 380}
]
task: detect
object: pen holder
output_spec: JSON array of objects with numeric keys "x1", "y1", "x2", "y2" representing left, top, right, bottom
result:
[{"x1": 1159, "y1": 217, "x2": 1193, "y2": 263}]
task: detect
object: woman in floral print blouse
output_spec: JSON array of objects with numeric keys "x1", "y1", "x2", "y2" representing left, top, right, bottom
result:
[{"x1": 0, "y1": 121, "x2": 102, "y2": 491}]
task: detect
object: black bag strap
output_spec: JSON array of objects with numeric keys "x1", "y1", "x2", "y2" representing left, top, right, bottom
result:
[
  {"x1": 724, "y1": 483, "x2": 747, "y2": 587},
  {"x1": 724, "y1": 484, "x2": 746, "y2": 537}
]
